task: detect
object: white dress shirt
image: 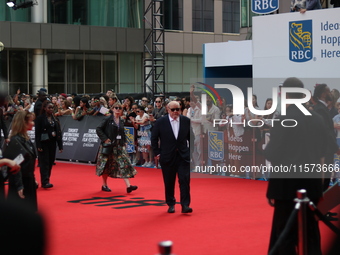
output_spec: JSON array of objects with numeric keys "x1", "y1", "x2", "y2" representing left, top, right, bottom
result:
[{"x1": 169, "y1": 115, "x2": 180, "y2": 139}]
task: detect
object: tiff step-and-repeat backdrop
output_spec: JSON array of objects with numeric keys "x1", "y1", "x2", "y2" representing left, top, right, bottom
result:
[{"x1": 28, "y1": 116, "x2": 135, "y2": 163}]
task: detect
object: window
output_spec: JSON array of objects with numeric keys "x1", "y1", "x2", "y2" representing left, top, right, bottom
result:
[
  {"x1": 103, "y1": 55, "x2": 118, "y2": 93},
  {"x1": 241, "y1": 0, "x2": 258, "y2": 27},
  {"x1": 85, "y1": 54, "x2": 101, "y2": 93},
  {"x1": 164, "y1": 0, "x2": 183, "y2": 30},
  {"x1": 48, "y1": 52, "x2": 118, "y2": 94},
  {"x1": 0, "y1": 4, "x2": 31, "y2": 22},
  {"x1": 166, "y1": 54, "x2": 203, "y2": 92},
  {"x1": 120, "y1": 53, "x2": 142, "y2": 93},
  {"x1": 223, "y1": 0, "x2": 240, "y2": 33},
  {"x1": 67, "y1": 53, "x2": 84, "y2": 94},
  {"x1": 49, "y1": 0, "x2": 143, "y2": 28},
  {"x1": 192, "y1": 0, "x2": 214, "y2": 32},
  {"x1": 9, "y1": 51, "x2": 30, "y2": 95}
]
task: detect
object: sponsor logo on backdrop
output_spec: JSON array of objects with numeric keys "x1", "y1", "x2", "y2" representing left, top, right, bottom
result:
[
  {"x1": 252, "y1": 0, "x2": 279, "y2": 14},
  {"x1": 208, "y1": 131, "x2": 224, "y2": 161},
  {"x1": 289, "y1": 20, "x2": 313, "y2": 62}
]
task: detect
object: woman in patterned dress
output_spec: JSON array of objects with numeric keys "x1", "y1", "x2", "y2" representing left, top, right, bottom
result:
[{"x1": 96, "y1": 102, "x2": 137, "y2": 193}]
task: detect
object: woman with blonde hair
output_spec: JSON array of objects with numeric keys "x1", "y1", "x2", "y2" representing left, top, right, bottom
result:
[{"x1": 5, "y1": 110, "x2": 37, "y2": 211}]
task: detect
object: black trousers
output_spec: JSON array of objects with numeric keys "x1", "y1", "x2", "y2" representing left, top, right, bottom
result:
[
  {"x1": 38, "y1": 140, "x2": 57, "y2": 186},
  {"x1": 268, "y1": 200, "x2": 321, "y2": 255},
  {"x1": 160, "y1": 152, "x2": 190, "y2": 207},
  {"x1": 0, "y1": 174, "x2": 4, "y2": 200}
]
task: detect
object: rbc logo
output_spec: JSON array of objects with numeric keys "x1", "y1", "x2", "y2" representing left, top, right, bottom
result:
[
  {"x1": 289, "y1": 20, "x2": 313, "y2": 62},
  {"x1": 208, "y1": 131, "x2": 224, "y2": 161},
  {"x1": 251, "y1": 0, "x2": 279, "y2": 14}
]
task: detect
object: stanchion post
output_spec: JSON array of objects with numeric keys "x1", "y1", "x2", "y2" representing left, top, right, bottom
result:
[
  {"x1": 157, "y1": 240, "x2": 174, "y2": 255},
  {"x1": 295, "y1": 189, "x2": 309, "y2": 255}
]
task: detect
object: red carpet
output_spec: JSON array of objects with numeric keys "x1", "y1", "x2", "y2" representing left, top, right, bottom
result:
[{"x1": 31, "y1": 162, "x2": 339, "y2": 255}]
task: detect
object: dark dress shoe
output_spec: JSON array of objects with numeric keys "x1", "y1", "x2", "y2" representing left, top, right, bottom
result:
[
  {"x1": 127, "y1": 185, "x2": 138, "y2": 193},
  {"x1": 167, "y1": 206, "x2": 175, "y2": 213},
  {"x1": 42, "y1": 183, "x2": 53, "y2": 189},
  {"x1": 181, "y1": 206, "x2": 193, "y2": 213},
  {"x1": 102, "y1": 185, "x2": 111, "y2": 192}
]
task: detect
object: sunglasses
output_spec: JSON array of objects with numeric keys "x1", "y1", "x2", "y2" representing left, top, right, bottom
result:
[
  {"x1": 136, "y1": 110, "x2": 141, "y2": 113},
  {"x1": 170, "y1": 108, "x2": 180, "y2": 112},
  {"x1": 114, "y1": 107, "x2": 122, "y2": 110},
  {"x1": 155, "y1": 101, "x2": 161, "y2": 103},
  {"x1": 132, "y1": 108, "x2": 137, "y2": 110}
]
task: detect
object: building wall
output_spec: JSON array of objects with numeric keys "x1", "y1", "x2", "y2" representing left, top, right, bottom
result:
[
  {"x1": 0, "y1": 22, "x2": 143, "y2": 52},
  {"x1": 0, "y1": 0, "x2": 311, "y2": 95}
]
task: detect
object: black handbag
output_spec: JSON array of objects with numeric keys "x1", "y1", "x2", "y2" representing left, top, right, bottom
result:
[{"x1": 101, "y1": 143, "x2": 113, "y2": 155}]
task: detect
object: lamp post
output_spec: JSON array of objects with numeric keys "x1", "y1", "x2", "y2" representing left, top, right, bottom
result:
[{"x1": 0, "y1": 42, "x2": 4, "y2": 90}]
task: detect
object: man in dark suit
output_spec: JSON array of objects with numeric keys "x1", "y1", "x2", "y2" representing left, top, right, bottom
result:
[
  {"x1": 313, "y1": 84, "x2": 339, "y2": 190},
  {"x1": 34, "y1": 88, "x2": 47, "y2": 117},
  {"x1": 151, "y1": 101, "x2": 193, "y2": 213},
  {"x1": 265, "y1": 77, "x2": 328, "y2": 255}
]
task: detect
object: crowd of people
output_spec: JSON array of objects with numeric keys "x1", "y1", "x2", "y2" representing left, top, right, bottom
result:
[
  {"x1": 1, "y1": 88, "x2": 192, "y2": 167},
  {"x1": 188, "y1": 83, "x2": 340, "y2": 182},
  {"x1": 1, "y1": 79, "x2": 340, "y2": 253},
  {"x1": 0, "y1": 88, "x2": 194, "y2": 207}
]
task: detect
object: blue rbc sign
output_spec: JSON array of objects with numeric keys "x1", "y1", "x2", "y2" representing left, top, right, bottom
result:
[
  {"x1": 208, "y1": 131, "x2": 224, "y2": 161},
  {"x1": 289, "y1": 20, "x2": 313, "y2": 62},
  {"x1": 251, "y1": 0, "x2": 279, "y2": 14}
]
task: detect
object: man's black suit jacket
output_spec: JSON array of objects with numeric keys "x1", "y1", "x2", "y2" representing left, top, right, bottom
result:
[
  {"x1": 265, "y1": 105, "x2": 328, "y2": 201},
  {"x1": 313, "y1": 101, "x2": 338, "y2": 156},
  {"x1": 151, "y1": 115, "x2": 192, "y2": 165}
]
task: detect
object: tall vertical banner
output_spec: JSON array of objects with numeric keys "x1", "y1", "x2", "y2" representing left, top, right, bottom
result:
[
  {"x1": 124, "y1": 127, "x2": 135, "y2": 153},
  {"x1": 59, "y1": 116, "x2": 104, "y2": 162},
  {"x1": 252, "y1": 0, "x2": 279, "y2": 14}
]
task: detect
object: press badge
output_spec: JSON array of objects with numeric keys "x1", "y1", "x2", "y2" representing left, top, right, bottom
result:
[
  {"x1": 14, "y1": 154, "x2": 25, "y2": 165},
  {"x1": 116, "y1": 135, "x2": 121, "y2": 140}
]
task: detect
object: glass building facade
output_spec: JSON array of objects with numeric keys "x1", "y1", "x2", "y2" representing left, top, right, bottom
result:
[{"x1": 0, "y1": 0, "x2": 256, "y2": 96}]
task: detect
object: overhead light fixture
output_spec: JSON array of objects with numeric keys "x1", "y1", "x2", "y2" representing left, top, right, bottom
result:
[
  {"x1": 7, "y1": 1, "x2": 36, "y2": 10},
  {"x1": 6, "y1": 1, "x2": 16, "y2": 7}
]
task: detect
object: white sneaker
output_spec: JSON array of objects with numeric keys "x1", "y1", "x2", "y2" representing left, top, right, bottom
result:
[{"x1": 142, "y1": 162, "x2": 148, "y2": 167}]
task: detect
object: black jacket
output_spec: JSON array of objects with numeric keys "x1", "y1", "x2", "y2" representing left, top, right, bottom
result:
[
  {"x1": 151, "y1": 115, "x2": 193, "y2": 165},
  {"x1": 0, "y1": 108, "x2": 8, "y2": 140},
  {"x1": 35, "y1": 113, "x2": 63, "y2": 150},
  {"x1": 265, "y1": 105, "x2": 328, "y2": 200},
  {"x1": 96, "y1": 116, "x2": 126, "y2": 146},
  {"x1": 313, "y1": 101, "x2": 338, "y2": 156},
  {"x1": 4, "y1": 135, "x2": 36, "y2": 191}
]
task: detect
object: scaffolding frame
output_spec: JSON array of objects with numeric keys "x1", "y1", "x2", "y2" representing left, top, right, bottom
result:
[{"x1": 143, "y1": 0, "x2": 165, "y2": 98}]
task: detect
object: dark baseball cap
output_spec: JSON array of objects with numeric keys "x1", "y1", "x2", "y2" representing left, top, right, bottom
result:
[{"x1": 37, "y1": 88, "x2": 47, "y2": 93}]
